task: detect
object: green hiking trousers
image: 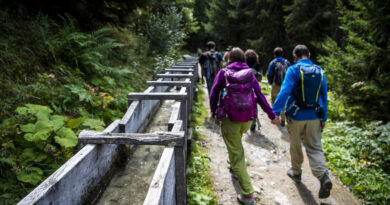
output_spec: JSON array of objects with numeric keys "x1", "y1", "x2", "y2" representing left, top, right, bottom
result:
[{"x1": 221, "y1": 118, "x2": 254, "y2": 196}]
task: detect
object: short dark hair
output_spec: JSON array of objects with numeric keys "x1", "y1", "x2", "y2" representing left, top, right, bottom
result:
[
  {"x1": 244, "y1": 49, "x2": 259, "y2": 67},
  {"x1": 206, "y1": 41, "x2": 216, "y2": 50},
  {"x1": 274, "y1": 47, "x2": 283, "y2": 57},
  {"x1": 229, "y1": 47, "x2": 245, "y2": 63},
  {"x1": 293, "y1": 44, "x2": 310, "y2": 58}
]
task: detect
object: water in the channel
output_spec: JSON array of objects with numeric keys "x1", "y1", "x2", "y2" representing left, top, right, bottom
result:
[{"x1": 96, "y1": 98, "x2": 177, "y2": 205}]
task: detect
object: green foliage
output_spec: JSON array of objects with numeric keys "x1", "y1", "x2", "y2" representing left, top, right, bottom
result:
[
  {"x1": 0, "y1": 104, "x2": 106, "y2": 203},
  {"x1": 318, "y1": 0, "x2": 390, "y2": 122},
  {"x1": 187, "y1": 84, "x2": 217, "y2": 204},
  {"x1": 0, "y1": 2, "x2": 189, "y2": 203},
  {"x1": 323, "y1": 121, "x2": 390, "y2": 203}
]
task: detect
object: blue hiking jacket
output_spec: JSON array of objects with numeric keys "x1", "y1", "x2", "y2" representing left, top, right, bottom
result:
[
  {"x1": 272, "y1": 59, "x2": 328, "y2": 122},
  {"x1": 267, "y1": 56, "x2": 291, "y2": 85}
]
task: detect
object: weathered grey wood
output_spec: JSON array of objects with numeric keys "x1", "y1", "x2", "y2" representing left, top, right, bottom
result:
[
  {"x1": 143, "y1": 147, "x2": 175, "y2": 205},
  {"x1": 18, "y1": 120, "x2": 120, "y2": 205},
  {"x1": 120, "y1": 78, "x2": 166, "y2": 133},
  {"x1": 168, "y1": 102, "x2": 181, "y2": 131},
  {"x1": 146, "y1": 81, "x2": 191, "y2": 87},
  {"x1": 174, "y1": 146, "x2": 186, "y2": 205},
  {"x1": 128, "y1": 93, "x2": 188, "y2": 101},
  {"x1": 156, "y1": 74, "x2": 193, "y2": 78},
  {"x1": 171, "y1": 120, "x2": 183, "y2": 132},
  {"x1": 164, "y1": 68, "x2": 194, "y2": 72},
  {"x1": 172, "y1": 65, "x2": 193, "y2": 68},
  {"x1": 78, "y1": 130, "x2": 185, "y2": 146}
]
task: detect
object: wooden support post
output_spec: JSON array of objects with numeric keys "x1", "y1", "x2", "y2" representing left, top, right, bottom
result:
[{"x1": 171, "y1": 120, "x2": 186, "y2": 205}]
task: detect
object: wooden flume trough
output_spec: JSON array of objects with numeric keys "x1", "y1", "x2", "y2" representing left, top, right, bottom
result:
[{"x1": 18, "y1": 57, "x2": 198, "y2": 205}]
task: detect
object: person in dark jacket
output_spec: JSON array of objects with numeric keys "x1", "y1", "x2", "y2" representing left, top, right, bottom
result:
[
  {"x1": 267, "y1": 47, "x2": 291, "y2": 126},
  {"x1": 244, "y1": 49, "x2": 262, "y2": 132}
]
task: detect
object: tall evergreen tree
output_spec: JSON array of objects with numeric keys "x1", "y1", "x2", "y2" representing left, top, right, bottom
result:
[
  {"x1": 318, "y1": 0, "x2": 390, "y2": 122},
  {"x1": 283, "y1": 0, "x2": 338, "y2": 59}
]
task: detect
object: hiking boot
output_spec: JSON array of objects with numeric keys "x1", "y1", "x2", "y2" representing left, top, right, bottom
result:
[
  {"x1": 281, "y1": 120, "x2": 285, "y2": 127},
  {"x1": 237, "y1": 194, "x2": 254, "y2": 205},
  {"x1": 250, "y1": 121, "x2": 256, "y2": 132},
  {"x1": 319, "y1": 173, "x2": 332, "y2": 198},
  {"x1": 287, "y1": 169, "x2": 301, "y2": 183}
]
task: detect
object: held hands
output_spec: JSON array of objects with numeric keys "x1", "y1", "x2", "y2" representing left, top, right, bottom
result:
[{"x1": 271, "y1": 116, "x2": 281, "y2": 124}]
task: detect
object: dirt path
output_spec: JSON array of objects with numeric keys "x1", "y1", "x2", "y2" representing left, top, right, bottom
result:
[{"x1": 199, "y1": 86, "x2": 361, "y2": 205}]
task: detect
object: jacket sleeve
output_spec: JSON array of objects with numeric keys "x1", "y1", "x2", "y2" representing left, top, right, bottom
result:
[
  {"x1": 320, "y1": 73, "x2": 328, "y2": 122},
  {"x1": 272, "y1": 66, "x2": 297, "y2": 116},
  {"x1": 267, "y1": 61, "x2": 274, "y2": 85},
  {"x1": 252, "y1": 78, "x2": 276, "y2": 120},
  {"x1": 209, "y1": 69, "x2": 226, "y2": 116}
]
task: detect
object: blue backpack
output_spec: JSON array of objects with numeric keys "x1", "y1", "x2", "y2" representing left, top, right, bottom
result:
[{"x1": 292, "y1": 64, "x2": 324, "y2": 110}]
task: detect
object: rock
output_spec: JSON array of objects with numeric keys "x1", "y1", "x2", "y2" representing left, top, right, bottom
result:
[{"x1": 254, "y1": 186, "x2": 262, "y2": 194}]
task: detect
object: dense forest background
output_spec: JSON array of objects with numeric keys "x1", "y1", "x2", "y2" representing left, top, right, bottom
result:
[{"x1": 0, "y1": 0, "x2": 389, "y2": 204}]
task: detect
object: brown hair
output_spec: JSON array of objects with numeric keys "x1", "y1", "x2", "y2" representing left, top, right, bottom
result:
[
  {"x1": 229, "y1": 47, "x2": 245, "y2": 63},
  {"x1": 244, "y1": 49, "x2": 259, "y2": 67},
  {"x1": 206, "y1": 41, "x2": 216, "y2": 50},
  {"x1": 293, "y1": 44, "x2": 310, "y2": 58},
  {"x1": 274, "y1": 47, "x2": 284, "y2": 57}
]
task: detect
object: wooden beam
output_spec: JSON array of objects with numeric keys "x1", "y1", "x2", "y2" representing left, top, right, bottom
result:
[
  {"x1": 165, "y1": 68, "x2": 194, "y2": 72},
  {"x1": 156, "y1": 73, "x2": 193, "y2": 78},
  {"x1": 146, "y1": 81, "x2": 191, "y2": 87},
  {"x1": 78, "y1": 130, "x2": 185, "y2": 146},
  {"x1": 128, "y1": 93, "x2": 187, "y2": 101},
  {"x1": 171, "y1": 120, "x2": 183, "y2": 132}
]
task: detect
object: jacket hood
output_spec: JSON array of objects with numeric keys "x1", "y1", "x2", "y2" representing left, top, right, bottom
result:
[{"x1": 227, "y1": 62, "x2": 249, "y2": 70}]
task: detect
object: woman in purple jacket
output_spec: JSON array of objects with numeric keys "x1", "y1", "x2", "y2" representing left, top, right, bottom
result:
[{"x1": 209, "y1": 47, "x2": 279, "y2": 205}]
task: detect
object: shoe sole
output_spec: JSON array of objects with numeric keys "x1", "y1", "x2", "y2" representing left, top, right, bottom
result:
[
  {"x1": 287, "y1": 173, "x2": 301, "y2": 183},
  {"x1": 319, "y1": 181, "x2": 332, "y2": 198}
]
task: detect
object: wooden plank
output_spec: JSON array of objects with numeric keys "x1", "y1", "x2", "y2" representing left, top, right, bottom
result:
[
  {"x1": 174, "y1": 146, "x2": 186, "y2": 205},
  {"x1": 128, "y1": 93, "x2": 187, "y2": 101},
  {"x1": 78, "y1": 130, "x2": 185, "y2": 146},
  {"x1": 165, "y1": 68, "x2": 194, "y2": 72},
  {"x1": 168, "y1": 102, "x2": 181, "y2": 131},
  {"x1": 156, "y1": 74, "x2": 193, "y2": 78},
  {"x1": 146, "y1": 81, "x2": 191, "y2": 87},
  {"x1": 171, "y1": 120, "x2": 183, "y2": 132},
  {"x1": 143, "y1": 147, "x2": 175, "y2": 205}
]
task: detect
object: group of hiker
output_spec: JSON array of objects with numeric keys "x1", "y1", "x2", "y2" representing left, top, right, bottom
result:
[{"x1": 198, "y1": 41, "x2": 332, "y2": 205}]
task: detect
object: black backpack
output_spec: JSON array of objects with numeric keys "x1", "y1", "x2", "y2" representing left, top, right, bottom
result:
[
  {"x1": 273, "y1": 59, "x2": 289, "y2": 85},
  {"x1": 204, "y1": 52, "x2": 220, "y2": 78}
]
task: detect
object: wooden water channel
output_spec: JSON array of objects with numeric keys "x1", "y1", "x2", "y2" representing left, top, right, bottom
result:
[{"x1": 18, "y1": 57, "x2": 199, "y2": 205}]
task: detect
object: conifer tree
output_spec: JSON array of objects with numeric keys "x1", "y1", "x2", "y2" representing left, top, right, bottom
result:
[{"x1": 318, "y1": 0, "x2": 390, "y2": 122}]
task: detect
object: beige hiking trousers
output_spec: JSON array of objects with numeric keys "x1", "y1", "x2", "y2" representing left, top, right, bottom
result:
[
  {"x1": 271, "y1": 83, "x2": 285, "y2": 122},
  {"x1": 287, "y1": 118, "x2": 328, "y2": 179}
]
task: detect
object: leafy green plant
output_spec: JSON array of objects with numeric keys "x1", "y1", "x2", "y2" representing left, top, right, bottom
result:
[
  {"x1": 0, "y1": 104, "x2": 105, "y2": 203},
  {"x1": 323, "y1": 121, "x2": 390, "y2": 204}
]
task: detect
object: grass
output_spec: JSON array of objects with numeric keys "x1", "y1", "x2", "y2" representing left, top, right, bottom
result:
[{"x1": 186, "y1": 83, "x2": 217, "y2": 205}]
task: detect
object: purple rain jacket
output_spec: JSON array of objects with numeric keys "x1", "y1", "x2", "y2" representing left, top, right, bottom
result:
[{"x1": 209, "y1": 62, "x2": 276, "y2": 122}]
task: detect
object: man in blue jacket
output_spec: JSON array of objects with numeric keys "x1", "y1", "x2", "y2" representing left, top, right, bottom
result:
[
  {"x1": 272, "y1": 44, "x2": 332, "y2": 198},
  {"x1": 267, "y1": 47, "x2": 291, "y2": 126}
]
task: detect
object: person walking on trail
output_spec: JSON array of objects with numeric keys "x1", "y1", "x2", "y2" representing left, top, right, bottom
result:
[
  {"x1": 223, "y1": 45, "x2": 232, "y2": 67},
  {"x1": 210, "y1": 47, "x2": 280, "y2": 205},
  {"x1": 272, "y1": 44, "x2": 332, "y2": 199},
  {"x1": 244, "y1": 49, "x2": 263, "y2": 132},
  {"x1": 199, "y1": 41, "x2": 223, "y2": 93},
  {"x1": 267, "y1": 47, "x2": 291, "y2": 127}
]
